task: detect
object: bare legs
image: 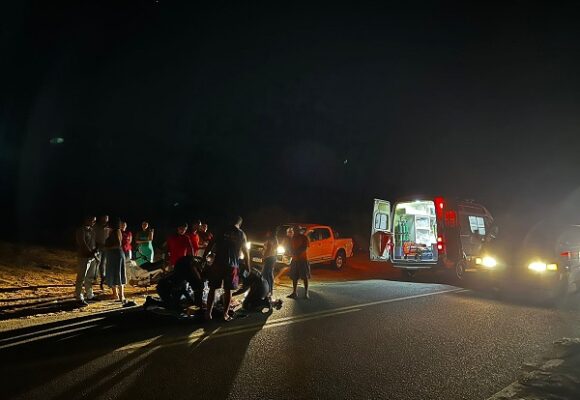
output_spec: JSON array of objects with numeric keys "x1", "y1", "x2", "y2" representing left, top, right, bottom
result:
[
  {"x1": 205, "y1": 288, "x2": 233, "y2": 321},
  {"x1": 289, "y1": 279, "x2": 309, "y2": 299},
  {"x1": 111, "y1": 285, "x2": 126, "y2": 302}
]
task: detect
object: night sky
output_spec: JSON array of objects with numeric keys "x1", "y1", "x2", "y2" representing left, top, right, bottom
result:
[{"x1": 3, "y1": 1, "x2": 580, "y2": 244}]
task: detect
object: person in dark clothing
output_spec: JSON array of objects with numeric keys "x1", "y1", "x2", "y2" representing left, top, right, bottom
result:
[
  {"x1": 287, "y1": 226, "x2": 311, "y2": 299},
  {"x1": 233, "y1": 267, "x2": 283, "y2": 311},
  {"x1": 204, "y1": 216, "x2": 250, "y2": 321},
  {"x1": 261, "y1": 230, "x2": 277, "y2": 299},
  {"x1": 94, "y1": 215, "x2": 110, "y2": 290},
  {"x1": 144, "y1": 255, "x2": 205, "y2": 312}
]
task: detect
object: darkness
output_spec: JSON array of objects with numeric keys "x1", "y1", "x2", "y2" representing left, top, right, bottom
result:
[{"x1": 2, "y1": 1, "x2": 580, "y2": 245}]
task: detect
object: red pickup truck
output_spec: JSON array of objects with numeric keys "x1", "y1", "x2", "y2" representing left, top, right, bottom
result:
[{"x1": 249, "y1": 223, "x2": 354, "y2": 270}]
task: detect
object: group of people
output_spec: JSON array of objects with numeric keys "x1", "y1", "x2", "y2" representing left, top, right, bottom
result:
[
  {"x1": 74, "y1": 214, "x2": 212, "y2": 307},
  {"x1": 75, "y1": 213, "x2": 311, "y2": 322}
]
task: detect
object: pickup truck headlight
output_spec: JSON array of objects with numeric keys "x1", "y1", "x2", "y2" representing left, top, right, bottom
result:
[
  {"x1": 528, "y1": 262, "x2": 557, "y2": 272},
  {"x1": 277, "y1": 245, "x2": 286, "y2": 255},
  {"x1": 528, "y1": 262, "x2": 546, "y2": 272},
  {"x1": 475, "y1": 256, "x2": 497, "y2": 268},
  {"x1": 245, "y1": 242, "x2": 252, "y2": 250}
]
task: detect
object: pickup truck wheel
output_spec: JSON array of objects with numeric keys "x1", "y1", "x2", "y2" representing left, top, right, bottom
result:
[
  {"x1": 449, "y1": 259, "x2": 466, "y2": 282},
  {"x1": 334, "y1": 250, "x2": 346, "y2": 270}
]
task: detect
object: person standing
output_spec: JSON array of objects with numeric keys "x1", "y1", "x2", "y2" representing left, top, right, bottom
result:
[
  {"x1": 104, "y1": 219, "x2": 128, "y2": 304},
  {"x1": 262, "y1": 229, "x2": 277, "y2": 299},
  {"x1": 286, "y1": 226, "x2": 310, "y2": 299},
  {"x1": 198, "y1": 223, "x2": 213, "y2": 256},
  {"x1": 189, "y1": 220, "x2": 202, "y2": 256},
  {"x1": 166, "y1": 222, "x2": 194, "y2": 268},
  {"x1": 75, "y1": 215, "x2": 98, "y2": 306},
  {"x1": 120, "y1": 221, "x2": 133, "y2": 260},
  {"x1": 205, "y1": 216, "x2": 250, "y2": 321},
  {"x1": 94, "y1": 215, "x2": 110, "y2": 289},
  {"x1": 135, "y1": 221, "x2": 154, "y2": 266}
]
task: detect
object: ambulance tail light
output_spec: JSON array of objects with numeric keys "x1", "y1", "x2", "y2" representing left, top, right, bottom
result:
[
  {"x1": 434, "y1": 197, "x2": 445, "y2": 219},
  {"x1": 437, "y1": 235, "x2": 445, "y2": 252}
]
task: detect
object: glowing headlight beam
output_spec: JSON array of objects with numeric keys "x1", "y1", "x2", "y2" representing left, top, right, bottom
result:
[
  {"x1": 476, "y1": 256, "x2": 497, "y2": 268},
  {"x1": 528, "y1": 262, "x2": 547, "y2": 272},
  {"x1": 245, "y1": 242, "x2": 252, "y2": 250},
  {"x1": 276, "y1": 245, "x2": 286, "y2": 255},
  {"x1": 482, "y1": 256, "x2": 497, "y2": 268}
]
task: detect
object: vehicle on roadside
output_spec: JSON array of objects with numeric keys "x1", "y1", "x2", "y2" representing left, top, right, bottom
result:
[
  {"x1": 249, "y1": 224, "x2": 354, "y2": 270},
  {"x1": 478, "y1": 223, "x2": 580, "y2": 302},
  {"x1": 370, "y1": 196, "x2": 497, "y2": 280}
]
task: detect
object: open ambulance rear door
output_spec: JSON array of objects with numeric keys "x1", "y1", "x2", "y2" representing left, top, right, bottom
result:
[{"x1": 370, "y1": 198, "x2": 392, "y2": 261}]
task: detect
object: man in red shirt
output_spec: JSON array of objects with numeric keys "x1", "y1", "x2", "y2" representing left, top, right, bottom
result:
[
  {"x1": 286, "y1": 226, "x2": 311, "y2": 299},
  {"x1": 189, "y1": 220, "x2": 202, "y2": 256},
  {"x1": 166, "y1": 223, "x2": 194, "y2": 268}
]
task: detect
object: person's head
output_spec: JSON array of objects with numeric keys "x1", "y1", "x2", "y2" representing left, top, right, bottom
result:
[
  {"x1": 233, "y1": 216, "x2": 243, "y2": 228},
  {"x1": 120, "y1": 221, "x2": 127, "y2": 231},
  {"x1": 177, "y1": 223, "x2": 188, "y2": 235},
  {"x1": 98, "y1": 215, "x2": 109, "y2": 225},
  {"x1": 191, "y1": 220, "x2": 202, "y2": 232},
  {"x1": 142, "y1": 221, "x2": 149, "y2": 231},
  {"x1": 84, "y1": 215, "x2": 96, "y2": 227},
  {"x1": 286, "y1": 227, "x2": 295, "y2": 238},
  {"x1": 201, "y1": 223, "x2": 208, "y2": 232},
  {"x1": 111, "y1": 218, "x2": 122, "y2": 230}
]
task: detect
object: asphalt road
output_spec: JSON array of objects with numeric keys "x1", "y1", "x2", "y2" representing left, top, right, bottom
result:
[{"x1": 2, "y1": 271, "x2": 580, "y2": 400}]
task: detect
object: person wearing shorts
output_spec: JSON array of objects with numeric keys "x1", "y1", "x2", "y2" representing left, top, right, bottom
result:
[
  {"x1": 287, "y1": 226, "x2": 311, "y2": 299},
  {"x1": 204, "y1": 216, "x2": 250, "y2": 321}
]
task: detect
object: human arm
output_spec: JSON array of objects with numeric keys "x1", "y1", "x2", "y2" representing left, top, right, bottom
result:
[
  {"x1": 232, "y1": 283, "x2": 249, "y2": 297},
  {"x1": 242, "y1": 232, "x2": 251, "y2": 269},
  {"x1": 204, "y1": 236, "x2": 216, "y2": 258},
  {"x1": 76, "y1": 229, "x2": 93, "y2": 255},
  {"x1": 186, "y1": 235, "x2": 195, "y2": 256},
  {"x1": 191, "y1": 234, "x2": 200, "y2": 253},
  {"x1": 262, "y1": 239, "x2": 271, "y2": 256}
]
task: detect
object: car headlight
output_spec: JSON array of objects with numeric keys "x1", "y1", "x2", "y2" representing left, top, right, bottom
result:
[
  {"x1": 245, "y1": 242, "x2": 252, "y2": 250},
  {"x1": 528, "y1": 262, "x2": 547, "y2": 272},
  {"x1": 481, "y1": 256, "x2": 497, "y2": 268},
  {"x1": 277, "y1": 245, "x2": 286, "y2": 255},
  {"x1": 476, "y1": 256, "x2": 497, "y2": 268}
]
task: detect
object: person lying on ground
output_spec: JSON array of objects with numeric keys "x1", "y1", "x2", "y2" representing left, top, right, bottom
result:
[
  {"x1": 233, "y1": 267, "x2": 283, "y2": 312},
  {"x1": 143, "y1": 255, "x2": 205, "y2": 313}
]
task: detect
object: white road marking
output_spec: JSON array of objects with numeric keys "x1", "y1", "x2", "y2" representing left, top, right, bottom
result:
[{"x1": 116, "y1": 287, "x2": 465, "y2": 352}]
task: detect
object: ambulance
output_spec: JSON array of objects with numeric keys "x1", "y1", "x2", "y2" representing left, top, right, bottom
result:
[{"x1": 370, "y1": 196, "x2": 497, "y2": 280}]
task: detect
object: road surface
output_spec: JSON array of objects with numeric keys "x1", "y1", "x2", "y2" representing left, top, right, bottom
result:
[{"x1": 2, "y1": 265, "x2": 580, "y2": 400}]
